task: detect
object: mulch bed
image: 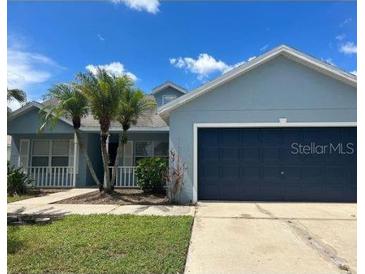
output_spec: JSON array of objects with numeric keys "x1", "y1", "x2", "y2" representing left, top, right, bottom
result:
[{"x1": 56, "y1": 188, "x2": 169, "y2": 205}]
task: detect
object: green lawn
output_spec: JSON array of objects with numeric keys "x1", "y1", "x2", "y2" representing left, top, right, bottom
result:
[
  {"x1": 7, "y1": 194, "x2": 38, "y2": 203},
  {"x1": 8, "y1": 215, "x2": 193, "y2": 274}
]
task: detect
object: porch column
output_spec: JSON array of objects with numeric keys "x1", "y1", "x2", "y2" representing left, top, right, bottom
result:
[{"x1": 73, "y1": 132, "x2": 77, "y2": 187}]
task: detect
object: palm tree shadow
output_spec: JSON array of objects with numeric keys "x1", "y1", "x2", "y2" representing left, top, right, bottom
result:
[
  {"x1": 7, "y1": 206, "x2": 69, "y2": 254},
  {"x1": 7, "y1": 225, "x2": 23, "y2": 254}
]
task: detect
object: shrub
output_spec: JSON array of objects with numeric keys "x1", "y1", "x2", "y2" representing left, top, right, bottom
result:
[
  {"x1": 135, "y1": 157, "x2": 168, "y2": 193},
  {"x1": 166, "y1": 150, "x2": 186, "y2": 203},
  {"x1": 7, "y1": 162, "x2": 33, "y2": 195}
]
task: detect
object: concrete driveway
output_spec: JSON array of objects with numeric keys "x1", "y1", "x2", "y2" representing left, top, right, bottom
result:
[{"x1": 185, "y1": 202, "x2": 356, "y2": 274}]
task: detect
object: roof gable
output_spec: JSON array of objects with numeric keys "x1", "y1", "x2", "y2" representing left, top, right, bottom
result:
[
  {"x1": 8, "y1": 101, "x2": 74, "y2": 127},
  {"x1": 158, "y1": 45, "x2": 356, "y2": 119},
  {"x1": 151, "y1": 81, "x2": 187, "y2": 95}
]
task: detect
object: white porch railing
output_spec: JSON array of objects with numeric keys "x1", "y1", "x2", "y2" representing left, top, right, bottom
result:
[
  {"x1": 26, "y1": 166, "x2": 75, "y2": 188},
  {"x1": 110, "y1": 166, "x2": 137, "y2": 188}
]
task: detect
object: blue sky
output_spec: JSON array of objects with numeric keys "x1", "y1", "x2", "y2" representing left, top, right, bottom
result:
[{"x1": 8, "y1": 0, "x2": 357, "y2": 107}]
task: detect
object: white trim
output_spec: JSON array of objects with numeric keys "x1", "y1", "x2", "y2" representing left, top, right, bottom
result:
[
  {"x1": 192, "y1": 121, "x2": 357, "y2": 203},
  {"x1": 159, "y1": 45, "x2": 357, "y2": 119},
  {"x1": 194, "y1": 122, "x2": 357, "y2": 128},
  {"x1": 151, "y1": 81, "x2": 187, "y2": 95}
]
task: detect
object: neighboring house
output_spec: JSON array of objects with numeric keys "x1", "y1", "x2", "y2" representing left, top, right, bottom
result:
[{"x1": 7, "y1": 45, "x2": 357, "y2": 203}]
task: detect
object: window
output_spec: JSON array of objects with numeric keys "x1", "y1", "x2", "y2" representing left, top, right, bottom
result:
[
  {"x1": 135, "y1": 141, "x2": 154, "y2": 163},
  {"x1": 31, "y1": 140, "x2": 50, "y2": 166},
  {"x1": 52, "y1": 140, "x2": 69, "y2": 166},
  {"x1": 154, "y1": 141, "x2": 169, "y2": 157},
  {"x1": 162, "y1": 95, "x2": 176, "y2": 105},
  {"x1": 135, "y1": 141, "x2": 169, "y2": 164},
  {"x1": 31, "y1": 140, "x2": 71, "y2": 167}
]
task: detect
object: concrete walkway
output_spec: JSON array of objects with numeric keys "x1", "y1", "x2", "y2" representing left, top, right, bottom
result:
[
  {"x1": 185, "y1": 202, "x2": 356, "y2": 274},
  {"x1": 8, "y1": 189, "x2": 195, "y2": 217},
  {"x1": 10, "y1": 188, "x2": 96, "y2": 205}
]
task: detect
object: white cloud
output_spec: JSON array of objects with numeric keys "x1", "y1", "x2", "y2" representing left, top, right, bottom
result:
[
  {"x1": 97, "y1": 34, "x2": 105, "y2": 41},
  {"x1": 7, "y1": 48, "x2": 61, "y2": 91},
  {"x1": 169, "y1": 54, "x2": 231, "y2": 79},
  {"x1": 7, "y1": 36, "x2": 64, "y2": 110},
  {"x1": 86, "y1": 62, "x2": 137, "y2": 81},
  {"x1": 335, "y1": 34, "x2": 346, "y2": 41},
  {"x1": 170, "y1": 54, "x2": 259, "y2": 80},
  {"x1": 247, "y1": 56, "x2": 256, "y2": 62},
  {"x1": 260, "y1": 44, "x2": 269, "y2": 51},
  {"x1": 111, "y1": 0, "x2": 159, "y2": 14},
  {"x1": 339, "y1": 42, "x2": 357, "y2": 55},
  {"x1": 340, "y1": 18, "x2": 352, "y2": 27},
  {"x1": 322, "y1": 58, "x2": 335, "y2": 66},
  {"x1": 351, "y1": 70, "x2": 357, "y2": 76}
]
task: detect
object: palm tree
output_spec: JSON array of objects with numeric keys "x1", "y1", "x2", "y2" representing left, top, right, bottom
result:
[
  {"x1": 77, "y1": 69, "x2": 128, "y2": 193},
  {"x1": 111, "y1": 88, "x2": 156, "y2": 185},
  {"x1": 7, "y1": 88, "x2": 27, "y2": 113},
  {"x1": 7, "y1": 88, "x2": 27, "y2": 103},
  {"x1": 39, "y1": 83, "x2": 102, "y2": 188}
]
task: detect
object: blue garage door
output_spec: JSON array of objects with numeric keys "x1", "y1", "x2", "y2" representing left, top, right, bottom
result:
[{"x1": 198, "y1": 127, "x2": 356, "y2": 202}]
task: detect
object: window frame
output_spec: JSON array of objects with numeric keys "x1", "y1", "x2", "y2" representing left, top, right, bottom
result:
[
  {"x1": 162, "y1": 95, "x2": 177, "y2": 105},
  {"x1": 134, "y1": 140, "x2": 169, "y2": 164},
  {"x1": 30, "y1": 139, "x2": 72, "y2": 167}
]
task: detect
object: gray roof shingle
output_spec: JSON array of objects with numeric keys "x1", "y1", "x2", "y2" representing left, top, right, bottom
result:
[{"x1": 41, "y1": 96, "x2": 168, "y2": 131}]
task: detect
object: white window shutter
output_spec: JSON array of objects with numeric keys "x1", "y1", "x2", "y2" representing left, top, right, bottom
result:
[
  {"x1": 68, "y1": 139, "x2": 79, "y2": 174},
  {"x1": 18, "y1": 139, "x2": 30, "y2": 170}
]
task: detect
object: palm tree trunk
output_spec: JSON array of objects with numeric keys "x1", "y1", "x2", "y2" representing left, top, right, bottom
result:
[
  {"x1": 111, "y1": 130, "x2": 127, "y2": 185},
  {"x1": 75, "y1": 129, "x2": 102, "y2": 188},
  {"x1": 100, "y1": 132, "x2": 112, "y2": 193}
]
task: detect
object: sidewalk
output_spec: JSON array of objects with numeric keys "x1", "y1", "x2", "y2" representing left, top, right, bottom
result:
[{"x1": 8, "y1": 189, "x2": 195, "y2": 217}]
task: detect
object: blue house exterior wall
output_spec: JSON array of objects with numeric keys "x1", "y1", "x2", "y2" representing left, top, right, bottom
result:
[{"x1": 168, "y1": 56, "x2": 357, "y2": 203}]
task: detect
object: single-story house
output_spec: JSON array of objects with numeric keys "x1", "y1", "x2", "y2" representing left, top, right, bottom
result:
[{"x1": 8, "y1": 45, "x2": 357, "y2": 203}]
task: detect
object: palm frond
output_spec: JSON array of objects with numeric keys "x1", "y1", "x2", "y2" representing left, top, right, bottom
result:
[
  {"x1": 7, "y1": 88, "x2": 26, "y2": 103},
  {"x1": 39, "y1": 83, "x2": 88, "y2": 131}
]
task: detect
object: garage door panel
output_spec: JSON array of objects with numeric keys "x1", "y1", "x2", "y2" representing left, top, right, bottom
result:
[
  {"x1": 220, "y1": 128, "x2": 242, "y2": 146},
  {"x1": 261, "y1": 130, "x2": 283, "y2": 145},
  {"x1": 262, "y1": 166, "x2": 282, "y2": 182},
  {"x1": 240, "y1": 148, "x2": 261, "y2": 163},
  {"x1": 283, "y1": 167, "x2": 302, "y2": 180},
  {"x1": 242, "y1": 166, "x2": 261, "y2": 182},
  {"x1": 221, "y1": 166, "x2": 240, "y2": 180},
  {"x1": 199, "y1": 147, "x2": 220, "y2": 161},
  {"x1": 262, "y1": 148, "x2": 282, "y2": 163},
  {"x1": 241, "y1": 129, "x2": 262, "y2": 145},
  {"x1": 199, "y1": 164, "x2": 219, "y2": 179},
  {"x1": 283, "y1": 148, "x2": 303, "y2": 164},
  {"x1": 220, "y1": 147, "x2": 240, "y2": 161},
  {"x1": 199, "y1": 128, "x2": 219, "y2": 146},
  {"x1": 198, "y1": 127, "x2": 356, "y2": 202}
]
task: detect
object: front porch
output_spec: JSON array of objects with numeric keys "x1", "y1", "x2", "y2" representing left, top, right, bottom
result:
[{"x1": 9, "y1": 131, "x2": 169, "y2": 188}]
